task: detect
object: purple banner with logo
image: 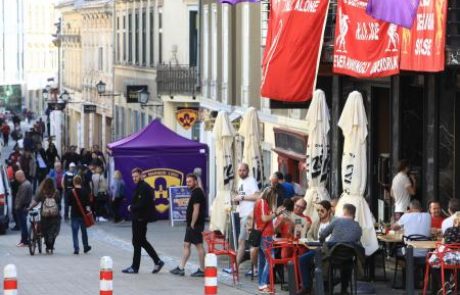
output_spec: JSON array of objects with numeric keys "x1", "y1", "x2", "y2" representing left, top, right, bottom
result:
[
  {"x1": 218, "y1": 0, "x2": 259, "y2": 4},
  {"x1": 108, "y1": 120, "x2": 208, "y2": 220},
  {"x1": 366, "y1": 0, "x2": 419, "y2": 29}
]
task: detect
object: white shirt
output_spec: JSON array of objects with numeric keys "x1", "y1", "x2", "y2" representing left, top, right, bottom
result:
[
  {"x1": 236, "y1": 176, "x2": 259, "y2": 218},
  {"x1": 442, "y1": 215, "x2": 455, "y2": 234},
  {"x1": 391, "y1": 172, "x2": 412, "y2": 213},
  {"x1": 397, "y1": 212, "x2": 431, "y2": 257},
  {"x1": 318, "y1": 221, "x2": 331, "y2": 242}
]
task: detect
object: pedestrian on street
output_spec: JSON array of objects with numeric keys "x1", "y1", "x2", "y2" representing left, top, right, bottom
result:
[
  {"x1": 14, "y1": 170, "x2": 33, "y2": 247},
  {"x1": 35, "y1": 142, "x2": 48, "y2": 187},
  {"x1": 19, "y1": 148, "x2": 36, "y2": 183},
  {"x1": 28, "y1": 178, "x2": 61, "y2": 254},
  {"x1": 92, "y1": 166, "x2": 109, "y2": 221},
  {"x1": 48, "y1": 161, "x2": 64, "y2": 210},
  {"x1": 110, "y1": 170, "x2": 126, "y2": 223},
  {"x1": 62, "y1": 162, "x2": 77, "y2": 221},
  {"x1": 1, "y1": 122, "x2": 10, "y2": 146},
  {"x1": 170, "y1": 173, "x2": 206, "y2": 277},
  {"x1": 122, "y1": 167, "x2": 164, "y2": 274},
  {"x1": 70, "y1": 175, "x2": 92, "y2": 255},
  {"x1": 45, "y1": 142, "x2": 60, "y2": 170}
]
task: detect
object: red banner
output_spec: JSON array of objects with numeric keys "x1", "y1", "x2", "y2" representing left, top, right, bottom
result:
[
  {"x1": 261, "y1": 0, "x2": 330, "y2": 102},
  {"x1": 333, "y1": 0, "x2": 400, "y2": 78},
  {"x1": 400, "y1": 0, "x2": 447, "y2": 72}
]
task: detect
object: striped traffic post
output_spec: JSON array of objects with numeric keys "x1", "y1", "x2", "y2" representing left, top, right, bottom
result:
[
  {"x1": 100, "y1": 256, "x2": 113, "y2": 295},
  {"x1": 204, "y1": 253, "x2": 218, "y2": 295},
  {"x1": 3, "y1": 264, "x2": 18, "y2": 295}
]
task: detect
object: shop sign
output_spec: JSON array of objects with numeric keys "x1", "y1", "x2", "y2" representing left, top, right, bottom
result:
[
  {"x1": 400, "y1": 0, "x2": 448, "y2": 72},
  {"x1": 176, "y1": 108, "x2": 198, "y2": 130},
  {"x1": 83, "y1": 104, "x2": 96, "y2": 113},
  {"x1": 126, "y1": 85, "x2": 147, "y2": 103},
  {"x1": 47, "y1": 102, "x2": 66, "y2": 111},
  {"x1": 333, "y1": 0, "x2": 400, "y2": 78},
  {"x1": 168, "y1": 186, "x2": 191, "y2": 227},
  {"x1": 260, "y1": 0, "x2": 330, "y2": 102}
]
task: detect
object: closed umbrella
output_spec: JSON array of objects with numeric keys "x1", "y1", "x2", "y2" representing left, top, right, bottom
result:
[
  {"x1": 209, "y1": 111, "x2": 236, "y2": 234},
  {"x1": 239, "y1": 107, "x2": 263, "y2": 188},
  {"x1": 304, "y1": 90, "x2": 331, "y2": 220},
  {"x1": 336, "y1": 91, "x2": 378, "y2": 256}
]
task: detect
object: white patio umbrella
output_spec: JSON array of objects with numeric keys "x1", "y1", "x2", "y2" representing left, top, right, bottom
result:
[
  {"x1": 303, "y1": 90, "x2": 331, "y2": 220},
  {"x1": 239, "y1": 107, "x2": 263, "y2": 188},
  {"x1": 336, "y1": 91, "x2": 378, "y2": 256},
  {"x1": 209, "y1": 111, "x2": 236, "y2": 234}
]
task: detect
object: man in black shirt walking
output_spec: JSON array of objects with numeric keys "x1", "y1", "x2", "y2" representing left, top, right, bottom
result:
[
  {"x1": 122, "y1": 168, "x2": 164, "y2": 274},
  {"x1": 170, "y1": 173, "x2": 206, "y2": 277}
]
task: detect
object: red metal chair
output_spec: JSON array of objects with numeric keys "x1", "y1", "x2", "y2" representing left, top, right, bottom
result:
[
  {"x1": 264, "y1": 239, "x2": 301, "y2": 294},
  {"x1": 423, "y1": 243, "x2": 460, "y2": 295},
  {"x1": 202, "y1": 231, "x2": 239, "y2": 285}
]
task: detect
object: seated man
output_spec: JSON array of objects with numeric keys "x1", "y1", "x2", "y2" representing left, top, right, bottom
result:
[
  {"x1": 442, "y1": 198, "x2": 460, "y2": 234},
  {"x1": 429, "y1": 200, "x2": 445, "y2": 233},
  {"x1": 392, "y1": 199, "x2": 431, "y2": 257},
  {"x1": 297, "y1": 204, "x2": 362, "y2": 295}
]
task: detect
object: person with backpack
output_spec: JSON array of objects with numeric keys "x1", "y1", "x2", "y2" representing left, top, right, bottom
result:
[
  {"x1": 62, "y1": 162, "x2": 76, "y2": 221},
  {"x1": 28, "y1": 178, "x2": 61, "y2": 254}
]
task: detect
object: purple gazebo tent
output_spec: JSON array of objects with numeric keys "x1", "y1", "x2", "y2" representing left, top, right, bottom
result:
[{"x1": 108, "y1": 119, "x2": 209, "y2": 220}]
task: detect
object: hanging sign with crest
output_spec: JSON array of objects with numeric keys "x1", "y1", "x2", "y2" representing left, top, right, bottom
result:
[{"x1": 176, "y1": 108, "x2": 199, "y2": 130}]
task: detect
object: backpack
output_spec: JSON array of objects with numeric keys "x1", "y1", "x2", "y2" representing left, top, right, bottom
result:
[{"x1": 42, "y1": 197, "x2": 59, "y2": 217}]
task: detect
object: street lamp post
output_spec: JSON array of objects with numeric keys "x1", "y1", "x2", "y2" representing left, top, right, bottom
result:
[{"x1": 96, "y1": 80, "x2": 120, "y2": 142}]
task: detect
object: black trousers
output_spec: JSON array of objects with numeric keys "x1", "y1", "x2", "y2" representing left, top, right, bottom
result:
[
  {"x1": 132, "y1": 219, "x2": 160, "y2": 270},
  {"x1": 112, "y1": 198, "x2": 123, "y2": 222}
]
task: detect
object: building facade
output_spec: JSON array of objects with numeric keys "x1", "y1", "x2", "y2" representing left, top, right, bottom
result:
[{"x1": 197, "y1": 0, "x2": 460, "y2": 220}]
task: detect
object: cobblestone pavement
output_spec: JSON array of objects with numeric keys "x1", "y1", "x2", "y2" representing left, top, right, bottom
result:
[{"x1": 0, "y1": 221, "x2": 250, "y2": 295}]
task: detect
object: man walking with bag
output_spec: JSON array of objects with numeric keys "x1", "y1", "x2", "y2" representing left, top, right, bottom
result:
[{"x1": 122, "y1": 168, "x2": 164, "y2": 274}]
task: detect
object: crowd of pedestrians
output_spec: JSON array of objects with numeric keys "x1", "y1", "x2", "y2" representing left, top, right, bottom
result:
[{"x1": 4, "y1": 116, "x2": 127, "y2": 255}]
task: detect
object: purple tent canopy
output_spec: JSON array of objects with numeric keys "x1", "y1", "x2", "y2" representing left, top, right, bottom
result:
[
  {"x1": 366, "y1": 0, "x2": 419, "y2": 29},
  {"x1": 108, "y1": 119, "x2": 208, "y2": 220},
  {"x1": 218, "y1": 0, "x2": 259, "y2": 4}
]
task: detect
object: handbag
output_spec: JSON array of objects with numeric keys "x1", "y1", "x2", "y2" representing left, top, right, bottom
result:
[
  {"x1": 72, "y1": 189, "x2": 95, "y2": 228},
  {"x1": 247, "y1": 200, "x2": 270, "y2": 247}
]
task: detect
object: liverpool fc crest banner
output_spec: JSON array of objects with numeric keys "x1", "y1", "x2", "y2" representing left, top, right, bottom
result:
[
  {"x1": 400, "y1": 0, "x2": 447, "y2": 72},
  {"x1": 333, "y1": 0, "x2": 400, "y2": 78},
  {"x1": 261, "y1": 0, "x2": 330, "y2": 102}
]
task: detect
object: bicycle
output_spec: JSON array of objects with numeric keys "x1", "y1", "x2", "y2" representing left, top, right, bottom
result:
[{"x1": 28, "y1": 208, "x2": 42, "y2": 255}]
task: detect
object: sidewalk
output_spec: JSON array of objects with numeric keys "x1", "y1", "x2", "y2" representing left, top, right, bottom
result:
[{"x1": 0, "y1": 221, "x2": 249, "y2": 295}]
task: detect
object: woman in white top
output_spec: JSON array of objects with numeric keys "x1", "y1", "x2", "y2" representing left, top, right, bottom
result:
[
  {"x1": 92, "y1": 165, "x2": 108, "y2": 221},
  {"x1": 391, "y1": 160, "x2": 416, "y2": 221}
]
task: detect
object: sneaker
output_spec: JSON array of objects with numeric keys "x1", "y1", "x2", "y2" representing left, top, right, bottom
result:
[
  {"x1": 122, "y1": 267, "x2": 138, "y2": 274},
  {"x1": 73, "y1": 250, "x2": 79, "y2": 255},
  {"x1": 190, "y1": 268, "x2": 205, "y2": 277},
  {"x1": 258, "y1": 286, "x2": 272, "y2": 294},
  {"x1": 16, "y1": 242, "x2": 26, "y2": 247},
  {"x1": 222, "y1": 267, "x2": 233, "y2": 274},
  {"x1": 152, "y1": 260, "x2": 165, "y2": 274},
  {"x1": 99, "y1": 217, "x2": 108, "y2": 222},
  {"x1": 170, "y1": 266, "x2": 185, "y2": 276},
  {"x1": 84, "y1": 246, "x2": 92, "y2": 254},
  {"x1": 245, "y1": 269, "x2": 258, "y2": 277}
]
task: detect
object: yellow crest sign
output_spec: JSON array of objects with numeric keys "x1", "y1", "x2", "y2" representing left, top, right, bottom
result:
[
  {"x1": 143, "y1": 168, "x2": 184, "y2": 214},
  {"x1": 176, "y1": 108, "x2": 198, "y2": 130}
]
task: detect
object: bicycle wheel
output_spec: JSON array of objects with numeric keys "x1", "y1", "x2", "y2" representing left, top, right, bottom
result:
[{"x1": 28, "y1": 225, "x2": 36, "y2": 256}]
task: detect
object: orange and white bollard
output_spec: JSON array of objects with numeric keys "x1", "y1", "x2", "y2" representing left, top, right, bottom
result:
[
  {"x1": 3, "y1": 264, "x2": 18, "y2": 295},
  {"x1": 204, "y1": 253, "x2": 217, "y2": 295},
  {"x1": 100, "y1": 256, "x2": 113, "y2": 295}
]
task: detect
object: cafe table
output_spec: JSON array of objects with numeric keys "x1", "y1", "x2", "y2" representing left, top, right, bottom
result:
[{"x1": 405, "y1": 240, "x2": 438, "y2": 295}]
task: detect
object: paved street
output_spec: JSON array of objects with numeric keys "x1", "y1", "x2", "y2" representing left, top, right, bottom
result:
[{"x1": 0, "y1": 221, "x2": 251, "y2": 295}]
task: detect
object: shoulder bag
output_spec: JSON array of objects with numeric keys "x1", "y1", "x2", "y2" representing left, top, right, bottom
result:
[
  {"x1": 247, "y1": 199, "x2": 270, "y2": 247},
  {"x1": 72, "y1": 189, "x2": 95, "y2": 228}
]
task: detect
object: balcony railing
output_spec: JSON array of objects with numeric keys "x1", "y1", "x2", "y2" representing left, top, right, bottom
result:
[{"x1": 156, "y1": 64, "x2": 200, "y2": 97}]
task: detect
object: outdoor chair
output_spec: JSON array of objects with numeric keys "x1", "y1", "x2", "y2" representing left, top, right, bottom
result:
[
  {"x1": 202, "y1": 231, "x2": 239, "y2": 285},
  {"x1": 325, "y1": 243, "x2": 359, "y2": 295},
  {"x1": 392, "y1": 234, "x2": 431, "y2": 289},
  {"x1": 364, "y1": 242, "x2": 387, "y2": 281},
  {"x1": 423, "y1": 243, "x2": 460, "y2": 295},
  {"x1": 264, "y1": 239, "x2": 301, "y2": 294}
]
